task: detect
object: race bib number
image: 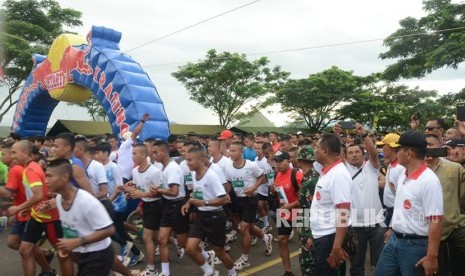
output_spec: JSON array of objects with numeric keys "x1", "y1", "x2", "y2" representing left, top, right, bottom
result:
[
  {"x1": 266, "y1": 172, "x2": 274, "y2": 180},
  {"x1": 184, "y1": 174, "x2": 193, "y2": 184},
  {"x1": 193, "y1": 190, "x2": 204, "y2": 200},
  {"x1": 63, "y1": 226, "x2": 79, "y2": 239},
  {"x1": 232, "y1": 180, "x2": 245, "y2": 188}
]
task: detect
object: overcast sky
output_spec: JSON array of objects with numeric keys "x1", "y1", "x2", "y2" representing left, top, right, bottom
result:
[{"x1": 2, "y1": 0, "x2": 465, "y2": 128}]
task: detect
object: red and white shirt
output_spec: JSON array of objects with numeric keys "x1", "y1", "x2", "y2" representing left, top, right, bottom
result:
[
  {"x1": 383, "y1": 159, "x2": 406, "y2": 208},
  {"x1": 310, "y1": 160, "x2": 352, "y2": 239},
  {"x1": 392, "y1": 162, "x2": 443, "y2": 236}
]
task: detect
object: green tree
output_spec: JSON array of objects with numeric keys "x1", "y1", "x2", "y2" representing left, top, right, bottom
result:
[
  {"x1": 340, "y1": 84, "x2": 450, "y2": 132},
  {"x1": 172, "y1": 49, "x2": 289, "y2": 127},
  {"x1": 380, "y1": 0, "x2": 465, "y2": 80},
  {"x1": 68, "y1": 94, "x2": 107, "y2": 122},
  {"x1": 274, "y1": 66, "x2": 365, "y2": 133},
  {"x1": 0, "y1": 0, "x2": 82, "y2": 123}
]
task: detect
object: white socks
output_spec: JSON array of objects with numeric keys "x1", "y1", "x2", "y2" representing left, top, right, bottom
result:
[
  {"x1": 200, "y1": 262, "x2": 213, "y2": 275},
  {"x1": 161, "y1": 262, "x2": 170, "y2": 275},
  {"x1": 201, "y1": 249, "x2": 209, "y2": 260},
  {"x1": 262, "y1": 234, "x2": 270, "y2": 244}
]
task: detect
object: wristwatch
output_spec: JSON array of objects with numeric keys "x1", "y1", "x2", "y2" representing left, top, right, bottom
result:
[
  {"x1": 204, "y1": 200, "x2": 209, "y2": 206},
  {"x1": 80, "y1": 237, "x2": 89, "y2": 247}
]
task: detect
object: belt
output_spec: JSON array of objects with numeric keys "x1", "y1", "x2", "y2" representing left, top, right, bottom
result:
[
  {"x1": 394, "y1": 231, "x2": 427, "y2": 239},
  {"x1": 164, "y1": 197, "x2": 185, "y2": 202},
  {"x1": 142, "y1": 199, "x2": 161, "y2": 204}
]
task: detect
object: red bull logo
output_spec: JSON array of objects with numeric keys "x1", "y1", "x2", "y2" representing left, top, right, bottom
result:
[{"x1": 13, "y1": 33, "x2": 95, "y2": 131}]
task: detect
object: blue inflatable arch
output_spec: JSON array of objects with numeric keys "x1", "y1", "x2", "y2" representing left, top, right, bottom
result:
[{"x1": 11, "y1": 26, "x2": 170, "y2": 141}]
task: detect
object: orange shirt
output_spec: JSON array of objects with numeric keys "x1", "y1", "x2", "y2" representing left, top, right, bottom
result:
[
  {"x1": 272, "y1": 142, "x2": 282, "y2": 154},
  {"x1": 275, "y1": 167, "x2": 303, "y2": 220},
  {"x1": 23, "y1": 161, "x2": 59, "y2": 222},
  {"x1": 6, "y1": 165, "x2": 29, "y2": 222}
]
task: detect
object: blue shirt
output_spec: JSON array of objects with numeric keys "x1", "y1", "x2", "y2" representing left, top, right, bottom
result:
[
  {"x1": 70, "y1": 156, "x2": 88, "y2": 188},
  {"x1": 243, "y1": 147, "x2": 257, "y2": 161}
]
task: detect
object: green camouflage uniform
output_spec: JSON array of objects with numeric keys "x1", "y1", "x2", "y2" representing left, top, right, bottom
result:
[{"x1": 297, "y1": 146, "x2": 318, "y2": 276}]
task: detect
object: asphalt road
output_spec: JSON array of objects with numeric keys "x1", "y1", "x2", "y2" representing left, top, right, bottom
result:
[
  {"x1": 0, "y1": 228, "x2": 375, "y2": 275},
  {"x1": 0, "y1": 226, "x2": 301, "y2": 276}
]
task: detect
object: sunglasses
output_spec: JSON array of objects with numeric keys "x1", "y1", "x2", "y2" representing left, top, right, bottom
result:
[{"x1": 425, "y1": 127, "x2": 439, "y2": 131}]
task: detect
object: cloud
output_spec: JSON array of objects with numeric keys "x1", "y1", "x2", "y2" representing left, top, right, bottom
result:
[{"x1": 2, "y1": 0, "x2": 465, "y2": 128}]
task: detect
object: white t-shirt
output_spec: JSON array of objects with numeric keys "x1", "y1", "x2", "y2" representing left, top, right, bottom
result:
[
  {"x1": 109, "y1": 150, "x2": 118, "y2": 163},
  {"x1": 310, "y1": 160, "x2": 352, "y2": 239},
  {"x1": 56, "y1": 189, "x2": 112, "y2": 253},
  {"x1": 211, "y1": 155, "x2": 232, "y2": 173},
  {"x1": 161, "y1": 161, "x2": 185, "y2": 200},
  {"x1": 192, "y1": 168, "x2": 227, "y2": 211},
  {"x1": 86, "y1": 160, "x2": 108, "y2": 195},
  {"x1": 180, "y1": 160, "x2": 193, "y2": 191},
  {"x1": 117, "y1": 138, "x2": 134, "y2": 180},
  {"x1": 147, "y1": 157, "x2": 163, "y2": 170},
  {"x1": 383, "y1": 160, "x2": 406, "y2": 208},
  {"x1": 255, "y1": 156, "x2": 274, "y2": 196},
  {"x1": 392, "y1": 163, "x2": 443, "y2": 236},
  {"x1": 225, "y1": 159, "x2": 263, "y2": 197},
  {"x1": 103, "y1": 161, "x2": 126, "y2": 212},
  {"x1": 132, "y1": 164, "x2": 163, "y2": 202},
  {"x1": 207, "y1": 162, "x2": 227, "y2": 185},
  {"x1": 346, "y1": 161, "x2": 384, "y2": 226}
]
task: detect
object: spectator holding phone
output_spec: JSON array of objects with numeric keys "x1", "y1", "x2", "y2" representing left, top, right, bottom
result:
[{"x1": 425, "y1": 134, "x2": 465, "y2": 276}]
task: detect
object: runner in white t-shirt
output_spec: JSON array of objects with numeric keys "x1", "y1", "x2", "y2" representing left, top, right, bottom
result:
[
  {"x1": 46, "y1": 159, "x2": 133, "y2": 276},
  {"x1": 150, "y1": 140, "x2": 188, "y2": 276},
  {"x1": 224, "y1": 142, "x2": 273, "y2": 271},
  {"x1": 209, "y1": 139, "x2": 232, "y2": 173},
  {"x1": 254, "y1": 141, "x2": 274, "y2": 233},
  {"x1": 182, "y1": 147, "x2": 238, "y2": 276},
  {"x1": 123, "y1": 143, "x2": 163, "y2": 276},
  {"x1": 94, "y1": 143, "x2": 143, "y2": 265}
]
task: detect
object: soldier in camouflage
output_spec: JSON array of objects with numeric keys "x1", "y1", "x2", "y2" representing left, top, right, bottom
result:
[{"x1": 297, "y1": 146, "x2": 319, "y2": 276}]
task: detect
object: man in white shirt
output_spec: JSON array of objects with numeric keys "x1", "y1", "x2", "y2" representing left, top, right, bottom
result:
[
  {"x1": 376, "y1": 133, "x2": 405, "y2": 228},
  {"x1": 375, "y1": 131, "x2": 443, "y2": 276},
  {"x1": 182, "y1": 147, "x2": 237, "y2": 276},
  {"x1": 335, "y1": 123, "x2": 386, "y2": 276},
  {"x1": 123, "y1": 143, "x2": 163, "y2": 276},
  {"x1": 254, "y1": 141, "x2": 274, "y2": 233},
  {"x1": 117, "y1": 113, "x2": 150, "y2": 183},
  {"x1": 225, "y1": 142, "x2": 273, "y2": 271},
  {"x1": 310, "y1": 133, "x2": 352, "y2": 276},
  {"x1": 209, "y1": 139, "x2": 232, "y2": 172},
  {"x1": 151, "y1": 140, "x2": 188, "y2": 276},
  {"x1": 46, "y1": 159, "x2": 133, "y2": 276}
]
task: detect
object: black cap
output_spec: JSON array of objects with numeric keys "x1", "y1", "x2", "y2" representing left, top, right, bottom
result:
[
  {"x1": 398, "y1": 131, "x2": 427, "y2": 149},
  {"x1": 273, "y1": 151, "x2": 290, "y2": 162},
  {"x1": 445, "y1": 138, "x2": 465, "y2": 148}
]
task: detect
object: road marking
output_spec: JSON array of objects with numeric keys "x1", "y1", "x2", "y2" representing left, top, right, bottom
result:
[{"x1": 239, "y1": 250, "x2": 299, "y2": 275}]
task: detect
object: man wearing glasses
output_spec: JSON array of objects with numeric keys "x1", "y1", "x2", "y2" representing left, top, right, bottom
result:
[{"x1": 411, "y1": 116, "x2": 447, "y2": 144}]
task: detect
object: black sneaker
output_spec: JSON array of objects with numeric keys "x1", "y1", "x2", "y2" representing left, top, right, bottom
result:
[
  {"x1": 282, "y1": 272, "x2": 294, "y2": 276},
  {"x1": 38, "y1": 268, "x2": 58, "y2": 276}
]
